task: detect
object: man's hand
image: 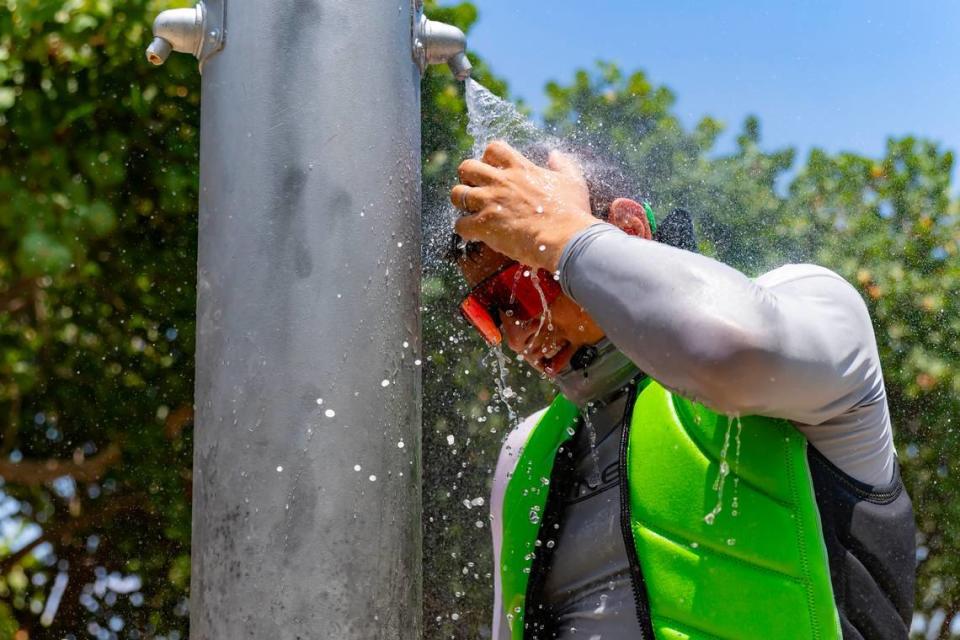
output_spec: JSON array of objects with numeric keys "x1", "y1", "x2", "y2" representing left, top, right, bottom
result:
[{"x1": 450, "y1": 141, "x2": 601, "y2": 272}]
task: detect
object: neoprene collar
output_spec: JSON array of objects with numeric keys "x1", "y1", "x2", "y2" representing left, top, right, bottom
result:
[{"x1": 555, "y1": 338, "x2": 641, "y2": 406}]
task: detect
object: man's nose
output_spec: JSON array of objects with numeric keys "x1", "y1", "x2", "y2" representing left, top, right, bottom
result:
[{"x1": 500, "y1": 311, "x2": 538, "y2": 354}]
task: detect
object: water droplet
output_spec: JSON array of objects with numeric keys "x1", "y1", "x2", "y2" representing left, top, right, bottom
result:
[
  {"x1": 538, "y1": 245, "x2": 546, "y2": 252},
  {"x1": 316, "y1": 398, "x2": 323, "y2": 405},
  {"x1": 475, "y1": 520, "x2": 484, "y2": 528},
  {"x1": 414, "y1": 359, "x2": 422, "y2": 366},
  {"x1": 368, "y1": 474, "x2": 377, "y2": 482},
  {"x1": 727, "y1": 538, "x2": 737, "y2": 546},
  {"x1": 447, "y1": 434, "x2": 455, "y2": 446},
  {"x1": 354, "y1": 464, "x2": 362, "y2": 472},
  {"x1": 536, "y1": 205, "x2": 544, "y2": 214},
  {"x1": 325, "y1": 409, "x2": 336, "y2": 418},
  {"x1": 690, "y1": 542, "x2": 699, "y2": 549},
  {"x1": 397, "y1": 441, "x2": 404, "y2": 448},
  {"x1": 276, "y1": 466, "x2": 283, "y2": 473},
  {"x1": 381, "y1": 379, "x2": 391, "y2": 388}
]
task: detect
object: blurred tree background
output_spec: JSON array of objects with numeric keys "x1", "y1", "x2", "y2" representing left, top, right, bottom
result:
[{"x1": 1, "y1": 0, "x2": 957, "y2": 639}]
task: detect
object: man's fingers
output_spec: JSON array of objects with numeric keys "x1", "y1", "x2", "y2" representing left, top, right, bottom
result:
[
  {"x1": 450, "y1": 184, "x2": 488, "y2": 213},
  {"x1": 547, "y1": 149, "x2": 585, "y2": 181},
  {"x1": 458, "y1": 159, "x2": 501, "y2": 187},
  {"x1": 454, "y1": 212, "x2": 485, "y2": 242},
  {"x1": 482, "y1": 140, "x2": 525, "y2": 169}
]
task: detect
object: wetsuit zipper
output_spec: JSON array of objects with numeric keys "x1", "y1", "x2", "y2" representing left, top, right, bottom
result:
[
  {"x1": 523, "y1": 431, "x2": 579, "y2": 639},
  {"x1": 618, "y1": 380, "x2": 656, "y2": 638}
]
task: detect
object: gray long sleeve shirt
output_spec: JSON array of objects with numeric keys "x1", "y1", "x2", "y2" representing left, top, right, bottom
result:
[
  {"x1": 521, "y1": 223, "x2": 897, "y2": 639},
  {"x1": 557, "y1": 223, "x2": 894, "y2": 486}
]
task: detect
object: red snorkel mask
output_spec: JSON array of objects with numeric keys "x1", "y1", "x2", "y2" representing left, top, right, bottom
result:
[{"x1": 459, "y1": 262, "x2": 563, "y2": 346}]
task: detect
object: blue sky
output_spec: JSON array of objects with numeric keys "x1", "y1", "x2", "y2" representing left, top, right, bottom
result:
[{"x1": 468, "y1": 1, "x2": 959, "y2": 187}]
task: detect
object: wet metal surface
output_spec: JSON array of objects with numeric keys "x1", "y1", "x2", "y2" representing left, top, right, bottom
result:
[{"x1": 192, "y1": 1, "x2": 423, "y2": 637}]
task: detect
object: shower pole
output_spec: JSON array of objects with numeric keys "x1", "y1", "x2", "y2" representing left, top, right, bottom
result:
[{"x1": 145, "y1": 1, "x2": 469, "y2": 637}]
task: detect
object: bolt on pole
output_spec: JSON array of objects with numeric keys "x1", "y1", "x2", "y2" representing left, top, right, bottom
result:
[{"x1": 145, "y1": 0, "x2": 469, "y2": 635}]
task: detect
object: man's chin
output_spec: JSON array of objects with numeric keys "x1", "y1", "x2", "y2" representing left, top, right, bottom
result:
[{"x1": 540, "y1": 343, "x2": 578, "y2": 377}]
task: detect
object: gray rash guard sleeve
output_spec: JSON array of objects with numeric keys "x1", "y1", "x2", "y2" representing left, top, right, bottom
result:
[{"x1": 558, "y1": 223, "x2": 895, "y2": 485}]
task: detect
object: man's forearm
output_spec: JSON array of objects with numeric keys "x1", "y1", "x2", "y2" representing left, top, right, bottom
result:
[{"x1": 557, "y1": 223, "x2": 876, "y2": 423}]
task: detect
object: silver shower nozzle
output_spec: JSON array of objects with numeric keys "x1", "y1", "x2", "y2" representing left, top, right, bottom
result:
[{"x1": 414, "y1": 14, "x2": 472, "y2": 81}]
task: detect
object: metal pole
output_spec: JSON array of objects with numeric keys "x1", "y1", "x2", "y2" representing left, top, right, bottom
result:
[{"x1": 190, "y1": 2, "x2": 422, "y2": 637}]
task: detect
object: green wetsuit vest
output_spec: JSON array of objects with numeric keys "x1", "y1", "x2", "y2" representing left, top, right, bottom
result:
[{"x1": 492, "y1": 378, "x2": 842, "y2": 639}]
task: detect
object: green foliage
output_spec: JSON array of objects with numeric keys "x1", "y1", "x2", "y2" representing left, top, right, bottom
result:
[
  {"x1": 0, "y1": 0, "x2": 198, "y2": 635},
  {"x1": 0, "y1": 601, "x2": 16, "y2": 640},
  {"x1": 0, "y1": 0, "x2": 956, "y2": 638},
  {"x1": 788, "y1": 139, "x2": 960, "y2": 621}
]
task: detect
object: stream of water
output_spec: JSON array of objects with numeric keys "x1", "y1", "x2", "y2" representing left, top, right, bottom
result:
[
  {"x1": 704, "y1": 415, "x2": 744, "y2": 537},
  {"x1": 465, "y1": 79, "x2": 553, "y2": 158},
  {"x1": 488, "y1": 344, "x2": 518, "y2": 428},
  {"x1": 704, "y1": 418, "x2": 734, "y2": 527},
  {"x1": 581, "y1": 405, "x2": 603, "y2": 488}
]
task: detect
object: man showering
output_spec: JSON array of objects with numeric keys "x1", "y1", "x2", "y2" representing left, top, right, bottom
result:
[{"x1": 449, "y1": 141, "x2": 916, "y2": 640}]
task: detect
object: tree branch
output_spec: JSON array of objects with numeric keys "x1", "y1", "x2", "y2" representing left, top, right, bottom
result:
[
  {"x1": 0, "y1": 493, "x2": 148, "y2": 576},
  {"x1": 0, "y1": 532, "x2": 46, "y2": 574},
  {"x1": 0, "y1": 443, "x2": 122, "y2": 487}
]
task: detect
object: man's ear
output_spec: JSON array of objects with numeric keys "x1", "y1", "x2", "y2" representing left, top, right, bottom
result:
[{"x1": 608, "y1": 198, "x2": 653, "y2": 240}]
